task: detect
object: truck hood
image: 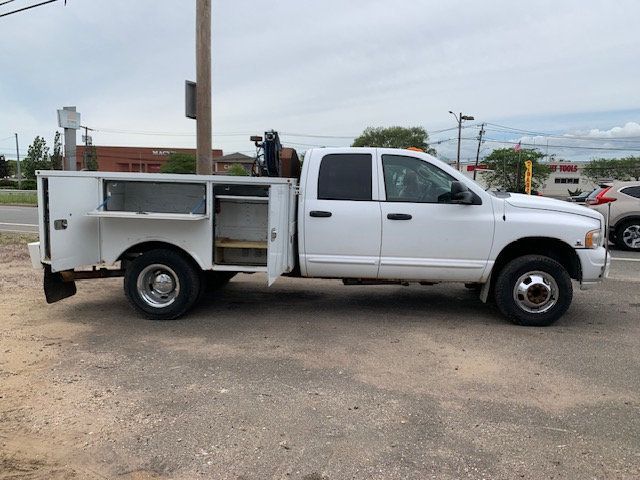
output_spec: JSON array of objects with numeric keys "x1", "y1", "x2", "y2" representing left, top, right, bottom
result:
[{"x1": 504, "y1": 193, "x2": 602, "y2": 220}]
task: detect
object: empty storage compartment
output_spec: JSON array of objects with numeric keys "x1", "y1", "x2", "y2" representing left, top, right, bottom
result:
[
  {"x1": 104, "y1": 181, "x2": 206, "y2": 214},
  {"x1": 214, "y1": 194, "x2": 269, "y2": 266}
]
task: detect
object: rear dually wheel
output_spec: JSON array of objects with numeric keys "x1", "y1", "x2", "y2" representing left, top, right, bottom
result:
[{"x1": 124, "y1": 249, "x2": 201, "y2": 320}]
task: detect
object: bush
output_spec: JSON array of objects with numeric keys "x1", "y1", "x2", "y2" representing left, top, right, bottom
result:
[
  {"x1": 21, "y1": 180, "x2": 37, "y2": 190},
  {"x1": 0, "y1": 179, "x2": 17, "y2": 188}
]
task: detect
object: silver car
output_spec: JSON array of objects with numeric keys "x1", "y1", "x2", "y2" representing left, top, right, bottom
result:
[{"x1": 588, "y1": 181, "x2": 640, "y2": 251}]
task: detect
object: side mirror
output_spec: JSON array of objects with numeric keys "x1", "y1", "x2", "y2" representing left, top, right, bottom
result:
[{"x1": 450, "y1": 181, "x2": 474, "y2": 205}]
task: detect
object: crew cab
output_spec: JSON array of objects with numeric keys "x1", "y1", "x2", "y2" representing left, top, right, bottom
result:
[{"x1": 28, "y1": 147, "x2": 610, "y2": 326}]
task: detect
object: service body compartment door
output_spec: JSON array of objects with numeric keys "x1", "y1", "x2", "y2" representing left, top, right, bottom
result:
[
  {"x1": 48, "y1": 176, "x2": 101, "y2": 272},
  {"x1": 267, "y1": 184, "x2": 291, "y2": 285}
]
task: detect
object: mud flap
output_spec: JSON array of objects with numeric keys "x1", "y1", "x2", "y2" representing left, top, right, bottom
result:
[{"x1": 44, "y1": 265, "x2": 77, "y2": 304}]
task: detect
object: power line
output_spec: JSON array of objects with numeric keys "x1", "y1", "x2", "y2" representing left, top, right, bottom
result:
[
  {"x1": 482, "y1": 137, "x2": 640, "y2": 152},
  {"x1": 485, "y1": 122, "x2": 640, "y2": 143},
  {"x1": 0, "y1": 0, "x2": 62, "y2": 18},
  {"x1": 0, "y1": 0, "x2": 18, "y2": 6}
]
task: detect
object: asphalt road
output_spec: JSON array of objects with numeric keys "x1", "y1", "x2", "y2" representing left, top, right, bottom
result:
[
  {"x1": 0, "y1": 205, "x2": 38, "y2": 233},
  {"x1": 1, "y1": 236, "x2": 639, "y2": 480}
]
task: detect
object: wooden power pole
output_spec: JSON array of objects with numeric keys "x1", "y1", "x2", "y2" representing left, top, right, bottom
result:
[{"x1": 196, "y1": 0, "x2": 213, "y2": 175}]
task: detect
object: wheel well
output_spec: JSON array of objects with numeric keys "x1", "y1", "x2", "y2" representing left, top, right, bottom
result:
[
  {"x1": 492, "y1": 237, "x2": 582, "y2": 283},
  {"x1": 614, "y1": 215, "x2": 640, "y2": 231},
  {"x1": 118, "y1": 241, "x2": 202, "y2": 270}
]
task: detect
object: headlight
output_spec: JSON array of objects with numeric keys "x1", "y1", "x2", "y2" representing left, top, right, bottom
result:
[{"x1": 585, "y1": 229, "x2": 602, "y2": 249}]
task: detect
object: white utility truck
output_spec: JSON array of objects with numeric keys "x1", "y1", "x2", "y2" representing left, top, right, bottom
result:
[{"x1": 28, "y1": 137, "x2": 610, "y2": 326}]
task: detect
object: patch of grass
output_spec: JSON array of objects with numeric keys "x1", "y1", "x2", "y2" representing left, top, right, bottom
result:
[
  {"x1": 0, "y1": 191, "x2": 38, "y2": 206},
  {"x1": 0, "y1": 232, "x2": 39, "y2": 246}
]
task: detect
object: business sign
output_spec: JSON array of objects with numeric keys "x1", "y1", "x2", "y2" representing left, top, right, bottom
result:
[
  {"x1": 467, "y1": 164, "x2": 488, "y2": 172},
  {"x1": 57, "y1": 109, "x2": 81, "y2": 129},
  {"x1": 524, "y1": 160, "x2": 533, "y2": 195},
  {"x1": 549, "y1": 164, "x2": 578, "y2": 173}
]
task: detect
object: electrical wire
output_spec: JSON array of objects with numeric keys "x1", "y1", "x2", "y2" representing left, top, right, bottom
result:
[
  {"x1": 485, "y1": 122, "x2": 640, "y2": 143},
  {"x1": 482, "y1": 137, "x2": 640, "y2": 152},
  {"x1": 0, "y1": 0, "x2": 60, "y2": 18}
]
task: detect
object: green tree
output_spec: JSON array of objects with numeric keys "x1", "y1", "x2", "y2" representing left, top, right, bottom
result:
[
  {"x1": 583, "y1": 157, "x2": 640, "y2": 182},
  {"x1": 21, "y1": 136, "x2": 51, "y2": 179},
  {"x1": 482, "y1": 148, "x2": 550, "y2": 192},
  {"x1": 85, "y1": 145, "x2": 99, "y2": 171},
  {"x1": 227, "y1": 163, "x2": 250, "y2": 176},
  {"x1": 352, "y1": 126, "x2": 437, "y2": 155},
  {"x1": 0, "y1": 155, "x2": 9, "y2": 178},
  {"x1": 51, "y1": 131, "x2": 63, "y2": 170},
  {"x1": 160, "y1": 152, "x2": 196, "y2": 174}
]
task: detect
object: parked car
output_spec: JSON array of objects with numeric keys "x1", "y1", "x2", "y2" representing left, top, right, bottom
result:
[
  {"x1": 587, "y1": 181, "x2": 640, "y2": 251},
  {"x1": 567, "y1": 189, "x2": 596, "y2": 204}
]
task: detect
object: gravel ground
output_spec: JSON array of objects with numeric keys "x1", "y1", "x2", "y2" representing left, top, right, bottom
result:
[{"x1": 1, "y1": 233, "x2": 639, "y2": 479}]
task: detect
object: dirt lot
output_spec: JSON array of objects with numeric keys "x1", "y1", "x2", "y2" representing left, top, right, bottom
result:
[{"x1": 1, "y1": 233, "x2": 639, "y2": 479}]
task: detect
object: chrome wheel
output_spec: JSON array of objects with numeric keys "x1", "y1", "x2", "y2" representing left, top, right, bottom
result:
[
  {"x1": 137, "y1": 264, "x2": 180, "y2": 308},
  {"x1": 622, "y1": 224, "x2": 640, "y2": 249},
  {"x1": 512, "y1": 271, "x2": 559, "y2": 314}
]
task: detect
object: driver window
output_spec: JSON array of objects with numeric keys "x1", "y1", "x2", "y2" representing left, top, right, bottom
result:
[{"x1": 382, "y1": 155, "x2": 456, "y2": 203}]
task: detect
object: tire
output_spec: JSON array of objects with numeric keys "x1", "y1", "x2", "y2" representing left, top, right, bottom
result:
[
  {"x1": 614, "y1": 219, "x2": 640, "y2": 251},
  {"x1": 197, "y1": 271, "x2": 237, "y2": 303},
  {"x1": 494, "y1": 255, "x2": 573, "y2": 327},
  {"x1": 124, "y1": 249, "x2": 201, "y2": 320}
]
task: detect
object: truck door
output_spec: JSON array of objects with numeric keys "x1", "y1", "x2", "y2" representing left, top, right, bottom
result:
[
  {"x1": 268, "y1": 184, "x2": 291, "y2": 285},
  {"x1": 47, "y1": 176, "x2": 102, "y2": 272},
  {"x1": 301, "y1": 150, "x2": 382, "y2": 278},
  {"x1": 377, "y1": 153, "x2": 494, "y2": 282}
]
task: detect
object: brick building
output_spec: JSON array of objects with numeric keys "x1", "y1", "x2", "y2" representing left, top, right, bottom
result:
[
  {"x1": 73, "y1": 146, "x2": 223, "y2": 173},
  {"x1": 213, "y1": 152, "x2": 255, "y2": 173}
]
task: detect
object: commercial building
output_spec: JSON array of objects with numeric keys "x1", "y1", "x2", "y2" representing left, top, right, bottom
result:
[
  {"x1": 214, "y1": 152, "x2": 255, "y2": 174},
  {"x1": 459, "y1": 161, "x2": 596, "y2": 198},
  {"x1": 73, "y1": 146, "x2": 223, "y2": 173}
]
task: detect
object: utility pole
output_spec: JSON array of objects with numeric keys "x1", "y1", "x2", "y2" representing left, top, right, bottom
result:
[
  {"x1": 196, "y1": 0, "x2": 212, "y2": 175},
  {"x1": 81, "y1": 125, "x2": 94, "y2": 169},
  {"x1": 83, "y1": 126, "x2": 89, "y2": 169},
  {"x1": 473, "y1": 123, "x2": 485, "y2": 181},
  {"x1": 14, "y1": 133, "x2": 21, "y2": 189},
  {"x1": 449, "y1": 111, "x2": 475, "y2": 171}
]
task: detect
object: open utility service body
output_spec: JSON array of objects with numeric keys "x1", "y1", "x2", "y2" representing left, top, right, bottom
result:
[{"x1": 29, "y1": 147, "x2": 610, "y2": 326}]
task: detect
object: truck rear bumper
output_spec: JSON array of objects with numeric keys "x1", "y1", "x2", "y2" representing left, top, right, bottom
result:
[
  {"x1": 577, "y1": 246, "x2": 610, "y2": 290},
  {"x1": 28, "y1": 242, "x2": 43, "y2": 269}
]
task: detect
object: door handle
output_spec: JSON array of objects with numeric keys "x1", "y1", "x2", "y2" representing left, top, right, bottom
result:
[
  {"x1": 387, "y1": 213, "x2": 412, "y2": 220},
  {"x1": 53, "y1": 219, "x2": 68, "y2": 230},
  {"x1": 310, "y1": 210, "x2": 332, "y2": 218}
]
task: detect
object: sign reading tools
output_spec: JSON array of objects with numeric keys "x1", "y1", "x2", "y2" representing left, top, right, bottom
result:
[{"x1": 524, "y1": 160, "x2": 533, "y2": 195}]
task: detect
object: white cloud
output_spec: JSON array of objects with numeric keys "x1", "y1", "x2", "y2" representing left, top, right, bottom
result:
[{"x1": 575, "y1": 122, "x2": 640, "y2": 139}]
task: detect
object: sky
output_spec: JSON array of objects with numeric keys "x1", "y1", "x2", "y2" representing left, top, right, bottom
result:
[{"x1": 1, "y1": 0, "x2": 639, "y2": 163}]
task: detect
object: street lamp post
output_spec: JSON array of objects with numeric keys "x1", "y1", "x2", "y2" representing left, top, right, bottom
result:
[{"x1": 449, "y1": 111, "x2": 475, "y2": 171}]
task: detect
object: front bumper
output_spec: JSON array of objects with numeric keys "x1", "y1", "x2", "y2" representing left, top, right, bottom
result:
[{"x1": 576, "y1": 246, "x2": 610, "y2": 290}]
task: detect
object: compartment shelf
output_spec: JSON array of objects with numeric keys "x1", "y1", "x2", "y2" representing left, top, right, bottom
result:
[
  {"x1": 215, "y1": 238, "x2": 268, "y2": 249},
  {"x1": 215, "y1": 195, "x2": 268, "y2": 202},
  {"x1": 87, "y1": 210, "x2": 208, "y2": 221}
]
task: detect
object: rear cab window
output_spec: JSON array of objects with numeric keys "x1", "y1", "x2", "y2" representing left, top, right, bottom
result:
[{"x1": 318, "y1": 153, "x2": 372, "y2": 201}]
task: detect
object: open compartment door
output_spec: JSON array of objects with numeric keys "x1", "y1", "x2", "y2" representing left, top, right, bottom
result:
[
  {"x1": 267, "y1": 184, "x2": 291, "y2": 285},
  {"x1": 48, "y1": 176, "x2": 101, "y2": 272}
]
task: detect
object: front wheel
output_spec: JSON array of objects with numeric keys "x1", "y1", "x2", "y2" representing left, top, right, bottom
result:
[
  {"x1": 124, "y1": 249, "x2": 201, "y2": 320},
  {"x1": 494, "y1": 255, "x2": 573, "y2": 327}
]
